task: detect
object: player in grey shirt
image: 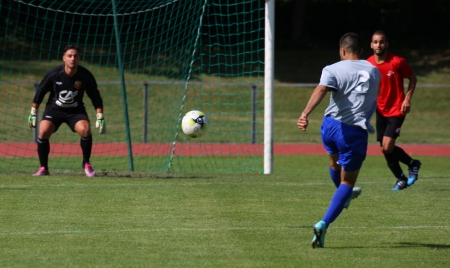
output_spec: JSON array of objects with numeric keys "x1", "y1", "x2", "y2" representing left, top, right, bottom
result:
[
  {"x1": 297, "y1": 32, "x2": 381, "y2": 248},
  {"x1": 321, "y1": 58, "x2": 381, "y2": 133}
]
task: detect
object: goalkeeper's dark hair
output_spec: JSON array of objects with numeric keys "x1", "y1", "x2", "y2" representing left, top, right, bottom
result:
[
  {"x1": 62, "y1": 45, "x2": 81, "y2": 56},
  {"x1": 339, "y1": 32, "x2": 362, "y2": 54}
]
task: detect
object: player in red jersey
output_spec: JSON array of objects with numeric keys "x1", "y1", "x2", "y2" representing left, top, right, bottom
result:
[{"x1": 367, "y1": 30, "x2": 421, "y2": 190}]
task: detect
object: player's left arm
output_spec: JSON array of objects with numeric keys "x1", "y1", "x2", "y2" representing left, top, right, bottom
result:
[
  {"x1": 401, "y1": 72, "x2": 417, "y2": 115},
  {"x1": 84, "y1": 72, "x2": 105, "y2": 134}
]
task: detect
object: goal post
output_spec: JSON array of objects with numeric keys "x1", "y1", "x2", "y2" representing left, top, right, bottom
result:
[
  {"x1": 264, "y1": 0, "x2": 275, "y2": 174},
  {"x1": 0, "y1": 0, "x2": 272, "y2": 175}
]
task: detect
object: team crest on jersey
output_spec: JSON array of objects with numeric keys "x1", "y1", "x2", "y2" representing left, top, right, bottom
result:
[{"x1": 74, "y1": 81, "x2": 82, "y2": 89}]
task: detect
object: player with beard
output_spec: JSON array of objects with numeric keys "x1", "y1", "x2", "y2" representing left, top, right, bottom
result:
[
  {"x1": 367, "y1": 30, "x2": 421, "y2": 190},
  {"x1": 28, "y1": 45, "x2": 106, "y2": 177}
]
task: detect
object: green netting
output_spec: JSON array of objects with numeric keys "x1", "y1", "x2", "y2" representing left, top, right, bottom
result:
[{"x1": 0, "y1": 0, "x2": 265, "y2": 174}]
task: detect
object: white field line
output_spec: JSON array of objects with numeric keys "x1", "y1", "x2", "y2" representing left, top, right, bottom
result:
[{"x1": 2, "y1": 225, "x2": 449, "y2": 236}]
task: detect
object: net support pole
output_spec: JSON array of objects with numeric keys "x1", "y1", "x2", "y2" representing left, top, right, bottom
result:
[
  {"x1": 251, "y1": 85, "x2": 257, "y2": 144},
  {"x1": 264, "y1": 0, "x2": 275, "y2": 174},
  {"x1": 143, "y1": 82, "x2": 148, "y2": 143},
  {"x1": 34, "y1": 83, "x2": 39, "y2": 143},
  {"x1": 111, "y1": 0, "x2": 134, "y2": 171}
]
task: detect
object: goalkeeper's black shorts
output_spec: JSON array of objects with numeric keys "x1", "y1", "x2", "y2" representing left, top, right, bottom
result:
[{"x1": 41, "y1": 108, "x2": 89, "y2": 133}]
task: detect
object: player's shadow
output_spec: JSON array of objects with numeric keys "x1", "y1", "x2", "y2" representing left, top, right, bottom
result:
[
  {"x1": 332, "y1": 242, "x2": 450, "y2": 249},
  {"x1": 391, "y1": 242, "x2": 450, "y2": 249}
]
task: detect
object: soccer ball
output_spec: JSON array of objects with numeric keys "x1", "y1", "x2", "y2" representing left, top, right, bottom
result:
[{"x1": 181, "y1": 110, "x2": 209, "y2": 138}]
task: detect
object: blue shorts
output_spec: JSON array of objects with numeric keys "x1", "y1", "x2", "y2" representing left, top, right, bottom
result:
[{"x1": 321, "y1": 116, "x2": 368, "y2": 172}]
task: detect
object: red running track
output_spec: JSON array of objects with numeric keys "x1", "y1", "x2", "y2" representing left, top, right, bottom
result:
[{"x1": 1, "y1": 143, "x2": 449, "y2": 157}]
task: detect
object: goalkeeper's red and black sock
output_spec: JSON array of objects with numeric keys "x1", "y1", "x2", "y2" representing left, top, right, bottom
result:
[
  {"x1": 80, "y1": 135, "x2": 93, "y2": 166},
  {"x1": 36, "y1": 138, "x2": 49, "y2": 169}
]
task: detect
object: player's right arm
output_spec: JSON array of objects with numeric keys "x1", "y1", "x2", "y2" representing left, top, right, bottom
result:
[
  {"x1": 28, "y1": 103, "x2": 40, "y2": 128},
  {"x1": 297, "y1": 85, "x2": 329, "y2": 131},
  {"x1": 28, "y1": 69, "x2": 54, "y2": 128}
]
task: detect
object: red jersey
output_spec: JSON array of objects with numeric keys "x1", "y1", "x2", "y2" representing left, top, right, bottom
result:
[{"x1": 367, "y1": 52, "x2": 414, "y2": 117}]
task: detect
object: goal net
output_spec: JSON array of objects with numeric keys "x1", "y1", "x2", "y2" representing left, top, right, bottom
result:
[{"x1": 0, "y1": 0, "x2": 265, "y2": 175}]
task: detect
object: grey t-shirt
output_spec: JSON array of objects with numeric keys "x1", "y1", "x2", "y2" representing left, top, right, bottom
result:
[{"x1": 319, "y1": 60, "x2": 381, "y2": 134}]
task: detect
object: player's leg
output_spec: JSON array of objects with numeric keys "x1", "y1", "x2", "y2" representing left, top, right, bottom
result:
[
  {"x1": 33, "y1": 120, "x2": 56, "y2": 176},
  {"x1": 321, "y1": 117, "x2": 341, "y2": 188},
  {"x1": 312, "y1": 119, "x2": 365, "y2": 248},
  {"x1": 313, "y1": 160, "x2": 358, "y2": 249},
  {"x1": 382, "y1": 136, "x2": 408, "y2": 190},
  {"x1": 68, "y1": 111, "x2": 96, "y2": 177},
  {"x1": 325, "y1": 122, "x2": 367, "y2": 218},
  {"x1": 322, "y1": 164, "x2": 358, "y2": 227},
  {"x1": 328, "y1": 155, "x2": 341, "y2": 188},
  {"x1": 378, "y1": 114, "x2": 410, "y2": 190},
  {"x1": 73, "y1": 119, "x2": 96, "y2": 177},
  {"x1": 385, "y1": 117, "x2": 422, "y2": 186},
  {"x1": 33, "y1": 109, "x2": 65, "y2": 176},
  {"x1": 327, "y1": 152, "x2": 361, "y2": 208}
]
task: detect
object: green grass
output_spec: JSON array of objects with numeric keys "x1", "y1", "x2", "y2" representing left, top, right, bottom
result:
[{"x1": 1, "y1": 155, "x2": 449, "y2": 267}]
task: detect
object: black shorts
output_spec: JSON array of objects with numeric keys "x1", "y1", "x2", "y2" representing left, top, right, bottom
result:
[
  {"x1": 376, "y1": 111, "x2": 405, "y2": 142},
  {"x1": 41, "y1": 108, "x2": 90, "y2": 133}
]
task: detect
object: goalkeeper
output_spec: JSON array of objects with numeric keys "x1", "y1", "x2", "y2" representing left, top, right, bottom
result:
[{"x1": 28, "y1": 45, "x2": 105, "y2": 177}]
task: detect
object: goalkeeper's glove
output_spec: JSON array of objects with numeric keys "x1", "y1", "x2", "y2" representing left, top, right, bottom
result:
[
  {"x1": 28, "y1": 107, "x2": 37, "y2": 129},
  {"x1": 96, "y1": 113, "x2": 106, "y2": 135}
]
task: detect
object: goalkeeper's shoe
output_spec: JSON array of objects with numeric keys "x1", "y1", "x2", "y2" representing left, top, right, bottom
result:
[
  {"x1": 311, "y1": 220, "x2": 327, "y2": 249},
  {"x1": 84, "y1": 163, "x2": 96, "y2": 177},
  {"x1": 33, "y1": 166, "x2": 49, "y2": 176}
]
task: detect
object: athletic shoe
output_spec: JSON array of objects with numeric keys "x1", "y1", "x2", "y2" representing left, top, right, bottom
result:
[
  {"x1": 33, "y1": 166, "x2": 49, "y2": 176},
  {"x1": 311, "y1": 220, "x2": 327, "y2": 249},
  {"x1": 84, "y1": 163, "x2": 96, "y2": 177},
  {"x1": 407, "y1": 160, "x2": 422, "y2": 186},
  {"x1": 344, "y1": 187, "x2": 362, "y2": 209},
  {"x1": 391, "y1": 179, "x2": 408, "y2": 191}
]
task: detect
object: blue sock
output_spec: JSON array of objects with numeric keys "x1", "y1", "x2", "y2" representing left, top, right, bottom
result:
[
  {"x1": 329, "y1": 167, "x2": 341, "y2": 188},
  {"x1": 322, "y1": 184, "x2": 352, "y2": 228}
]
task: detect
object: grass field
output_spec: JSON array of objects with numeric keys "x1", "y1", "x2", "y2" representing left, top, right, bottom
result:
[
  {"x1": 2, "y1": 44, "x2": 450, "y2": 266},
  {"x1": 1, "y1": 155, "x2": 449, "y2": 267}
]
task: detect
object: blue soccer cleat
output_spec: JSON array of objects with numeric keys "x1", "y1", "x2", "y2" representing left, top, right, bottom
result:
[
  {"x1": 391, "y1": 179, "x2": 408, "y2": 191},
  {"x1": 311, "y1": 221, "x2": 327, "y2": 248},
  {"x1": 407, "y1": 160, "x2": 421, "y2": 186}
]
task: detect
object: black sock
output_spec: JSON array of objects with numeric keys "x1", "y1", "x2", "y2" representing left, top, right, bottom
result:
[
  {"x1": 392, "y1": 146, "x2": 413, "y2": 166},
  {"x1": 80, "y1": 136, "x2": 93, "y2": 166},
  {"x1": 37, "y1": 138, "x2": 49, "y2": 169},
  {"x1": 383, "y1": 150, "x2": 404, "y2": 179}
]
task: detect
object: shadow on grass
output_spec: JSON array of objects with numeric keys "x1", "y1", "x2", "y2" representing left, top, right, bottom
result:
[
  {"x1": 393, "y1": 242, "x2": 450, "y2": 249},
  {"x1": 319, "y1": 242, "x2": 450, "y2": 250}
]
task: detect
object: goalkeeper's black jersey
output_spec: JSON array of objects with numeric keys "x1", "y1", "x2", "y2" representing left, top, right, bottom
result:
[{"x1": 34, "y1": 64, "x2": 103, "y2": 112}]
